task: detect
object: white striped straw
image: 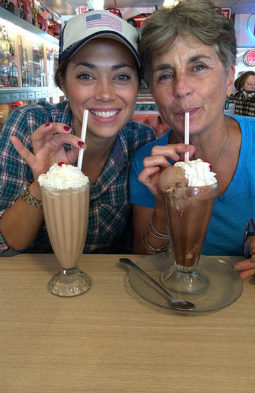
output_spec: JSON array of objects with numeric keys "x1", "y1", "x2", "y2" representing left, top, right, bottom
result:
[{"x1": 184, "y1": 112, "x2": 190, "y2": 162}]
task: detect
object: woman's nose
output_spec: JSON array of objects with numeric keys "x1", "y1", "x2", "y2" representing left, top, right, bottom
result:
[
  {"x1": 174, "y1": 74, "x2": 191, "y2": 98},
  {"x1": 95, "y1": 79, "x2": 115, "y2": 101}
]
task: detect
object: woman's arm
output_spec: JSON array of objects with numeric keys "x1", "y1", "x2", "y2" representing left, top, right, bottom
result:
[
  {"x1": 132, "y1": 203, "x2": 169, "y2": 254},
  {"x1": 0, "y1": 121, "x2": 85, "y2": 252},
  {"x1": 132, "y1": 143, "x2": 195, "y2": 254},
  {"x1": 0, "y1": 182, "x2": 44, "y2": 250}
]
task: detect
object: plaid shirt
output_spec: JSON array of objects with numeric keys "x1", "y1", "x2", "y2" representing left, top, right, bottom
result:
[
  {"x1": 0, "y1": 101, "x2": 155, "y2": 255},
  {"x1": 228, "y1": 90, "x2": 255, "y2": 117}
]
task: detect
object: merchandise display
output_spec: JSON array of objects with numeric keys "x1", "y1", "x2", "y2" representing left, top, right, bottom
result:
[
  {"x1": 0, "y1": 22, "x2": 18, "y2": 87},
  {"x1": 0, "y1": 7, "x2": 60, "y2": 130},
  {"x1": 0, "y1": 19, "x2": 58, "y2": 89}
]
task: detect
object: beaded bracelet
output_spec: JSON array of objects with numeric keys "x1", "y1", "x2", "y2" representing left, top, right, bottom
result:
[
  {"x1": 142, "y1": 235, "x2": 169, "y2": 255},
  {"x1": 149, "y1": 217, "x2": 169, "y2": 240}
]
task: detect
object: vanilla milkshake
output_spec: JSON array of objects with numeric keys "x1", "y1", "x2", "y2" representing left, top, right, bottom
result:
[{"x1": 38, "y1": 163, "x2": 90, "y2": 296}]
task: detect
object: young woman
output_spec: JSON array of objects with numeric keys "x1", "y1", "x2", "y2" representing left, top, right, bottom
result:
[{"x1": 0, "y1": 10, "x2": 155, "y2": 255}]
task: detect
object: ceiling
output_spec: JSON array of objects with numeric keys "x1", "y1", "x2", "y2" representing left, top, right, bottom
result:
[{"x1": 43, "y1": 0, "x2": 255, "y2": 17}]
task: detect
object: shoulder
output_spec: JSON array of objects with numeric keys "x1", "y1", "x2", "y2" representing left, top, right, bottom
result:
[
  {"x1": 229, "y1": 91, "x2": 244, "y2": 100},
  {"x1": 119, "y1": 120, "x2": 156, "y2": 152},
  {"x1": 121, "y1": 120, "x2": 155, "y2": 139},
  {"x1": 0, "y1": 101, "x2": 70, "y2": 146},
  {"x1": 229, "y1": 91, "x2": 255, "y2": 102},
  {"x1": 226, "y1": 114, "x2": 255, "y2": 130},
  {"x1": 6, "y1": 100, "x2": 70, "y2": 124}
]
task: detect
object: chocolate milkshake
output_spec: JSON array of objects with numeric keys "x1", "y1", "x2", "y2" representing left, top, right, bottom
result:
[
  {"x1": 164, "y1": 182, "x2": 217, "y2": 268},
  {"x1": 38, "y1": 163, "x2": 91, "y2": 296},
  {"x1": 159, "y1": 159, "x2": 217, "y2": 293}
]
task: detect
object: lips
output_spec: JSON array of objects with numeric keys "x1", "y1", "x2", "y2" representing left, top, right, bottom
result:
[{"x1": 175, "y1": 107, "x2": 200, "y2": 116}]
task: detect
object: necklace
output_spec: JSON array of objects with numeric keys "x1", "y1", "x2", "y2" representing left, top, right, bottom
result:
[{"x1": 217, "y1": 129, "x2": 230, "y2": 164}]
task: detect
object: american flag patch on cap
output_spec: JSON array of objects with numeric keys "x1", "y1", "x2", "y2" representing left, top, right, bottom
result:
[{"x1": 86, "y1": 13, "x2": 122, "y2": 32}]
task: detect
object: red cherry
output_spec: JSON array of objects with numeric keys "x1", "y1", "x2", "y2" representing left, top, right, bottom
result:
[
  {"x1": 58, "y1": 162, "x2": 64, "y2": 166},
  {"x1": 203, "y1": 160, "x2": 213, "y2": 171}
]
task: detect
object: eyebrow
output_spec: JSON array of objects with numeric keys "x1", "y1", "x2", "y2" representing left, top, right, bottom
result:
[
  {"x1": 74, "y1": 62, "x2": 135, "y2": 70},
  {"x1": 152, "y1": 55, "x2": 213, "y2": 72}
]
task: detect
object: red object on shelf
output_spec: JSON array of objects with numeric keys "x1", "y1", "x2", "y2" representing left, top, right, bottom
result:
[
  {"x1": 221, "y1": 8, "x2": 231, "y2": 19},
  {"x1": 21, "y1": 0, "x2": 32, "y2": 24},
  {"x1": 37, "y1": 13, "x2": 48, "y2": 31},
  {"x1": 127, "y1": 13, "x2": 151, "y2": 28},
  {"x1": 106, "y1": 8, "x2": 122, "y2": 18}
]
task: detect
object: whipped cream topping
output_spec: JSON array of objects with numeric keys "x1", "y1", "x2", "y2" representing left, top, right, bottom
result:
[
  {"x1": 38, "y1": 163, "x2": 89, "y2": 190},
  {"x1": 175, "y1": 159, "x2": 216, "y2": 186}
]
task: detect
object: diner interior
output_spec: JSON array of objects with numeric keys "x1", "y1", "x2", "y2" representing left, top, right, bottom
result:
[{"x1": 0, "y1": 0, "x2": 255, "y2": 392}]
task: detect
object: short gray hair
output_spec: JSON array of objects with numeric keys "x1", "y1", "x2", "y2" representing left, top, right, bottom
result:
[{"x1": 140, "y1": 0, "x2": 236, "y2": 85}]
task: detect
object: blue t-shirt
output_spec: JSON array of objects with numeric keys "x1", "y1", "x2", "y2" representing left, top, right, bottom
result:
[{"x1": 130, "y1": 115, "x2": 255, "y2": 256}]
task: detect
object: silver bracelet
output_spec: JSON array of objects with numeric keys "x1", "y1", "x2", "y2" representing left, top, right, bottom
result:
[
  {"x1": 142, "y1": 235, "x2": 169, "y2": 255},
  {"x1": 149, "y1": 217, "x2": 169, "y2": 240},
  {"x1": 20, "y1": 182, "x2": 42, "y2": 209}
]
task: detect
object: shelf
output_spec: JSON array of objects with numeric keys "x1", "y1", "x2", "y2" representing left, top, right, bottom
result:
[
  {"x1": 0, "y1": 7, "x2": 61, "y2": 103},
  {"x1": 0, "y1": 87, "x2": 63, "y2": 103},
  {"x1": 0, "y1": 7, "x2": 59, "y2": 45}
]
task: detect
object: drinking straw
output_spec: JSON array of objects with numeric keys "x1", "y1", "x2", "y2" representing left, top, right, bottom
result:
[
  {"x1": 77, "y1": 109, "x2": 88, "y2": 171},
  {"x1": 184, "y1": 112, "x2": 190, "y2": 162},
  {"x1": 250, "y1": 218, "x2": 255, "y2": 232}
]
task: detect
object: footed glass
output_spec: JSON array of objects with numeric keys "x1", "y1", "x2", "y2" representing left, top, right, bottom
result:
[
  {"x1": 41, "y1": 183, "x2": 91, "y2": 297},
  {"x1": 161, "y1": 183, "x2": 217, "y2": 294}
]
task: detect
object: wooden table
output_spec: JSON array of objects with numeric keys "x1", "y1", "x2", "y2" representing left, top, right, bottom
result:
[{"x1": 0, "y1": 253, "x2": 254, "y2": 393}]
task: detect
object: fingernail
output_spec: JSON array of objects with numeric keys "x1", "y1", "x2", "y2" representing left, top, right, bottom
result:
[
  {"x1": 78, "y1": 141, "x2": 84, "y2": 147},
  {"x1": 64, "y1": 125, "x2": 71, "y2": 131},
  {"x1": 45, "y1": 123, "x2": 50, "y2": 127}
]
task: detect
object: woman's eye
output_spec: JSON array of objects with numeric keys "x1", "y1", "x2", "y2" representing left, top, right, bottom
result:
[
  {"x1": 77, "y1": 73, "x2": 92, "y2": 80},
  {"x1": 193, "y1": 64, "x2": 207, "y2": 71},
  {"x1": 158, "y1": 73, "x2": 174, "y2": 82},
  {"x1": 116, "y1": 74, "x2": 131, "y2": 81}
]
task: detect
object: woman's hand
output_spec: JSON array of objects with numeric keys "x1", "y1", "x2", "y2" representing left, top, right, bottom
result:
[
  {"x1": 234, "y1": 236, "x2": 255, "y2": 279},
  {"x1": 11, "y1": 122, "x2": 86, "y2": 180},
  {"x1": 138, "y1": 143, "x2": 195, "y2": 202}
]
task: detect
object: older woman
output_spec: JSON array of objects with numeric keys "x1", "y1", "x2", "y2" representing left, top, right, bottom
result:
[
  {"x1": 0, "y1": 10, "x2": 155, "y2": 255},
  {"x1": 129, "y1": 0, "x2": 255, "y2": 279},
  {"x1": 229, "y1": 71, "x2": 255, "y2": 117},
  {"x1": 234, "y1": 71, "x2": 255, "y2": 92}
]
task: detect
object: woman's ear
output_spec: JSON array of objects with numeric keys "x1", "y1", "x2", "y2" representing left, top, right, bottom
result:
[
  {"x1": 226, "y1": 65, "x2": 235, "y2": 96},
  {"x1": 60, "y1": 83, "x2": 69, "y2": 100}
]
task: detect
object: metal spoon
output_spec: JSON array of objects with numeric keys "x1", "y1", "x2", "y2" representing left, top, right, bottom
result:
[{"x1": 119, "y1": 258, "x2": 195, "y2": 311}]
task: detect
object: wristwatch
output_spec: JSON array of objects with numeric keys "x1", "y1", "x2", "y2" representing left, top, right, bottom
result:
[
  {"x1": 20, "y1": 182, "x2": 42, "y2": 209},
  {"x1": 243, "y1": 221, "x2": 255, "y2": 258}
]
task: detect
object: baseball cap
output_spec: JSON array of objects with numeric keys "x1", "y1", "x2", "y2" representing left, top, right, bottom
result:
[{"x1": 59, "y1": 10, "x2": 141, "y2": 69}]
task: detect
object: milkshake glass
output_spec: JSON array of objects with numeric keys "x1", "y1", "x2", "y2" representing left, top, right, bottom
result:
[
  {"x1": 39, "y1": 164, "x2": 91, "y2": 297},
  {"x1": 161, "y1": 183, "x2": 217, "y2": 294}
]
